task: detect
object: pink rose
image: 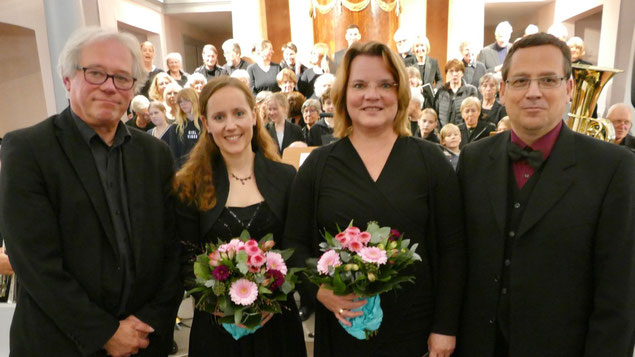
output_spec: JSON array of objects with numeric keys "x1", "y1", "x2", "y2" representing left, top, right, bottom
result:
[
  {"x1": 348, "y1": 239, "x2": 363, "y2": 252},
  {"x1": 358, "y1": 231, "x2": 371, "y2": 245},
  {"x1": 249, "y1": 252, "x2": 266, "y2": 268}
]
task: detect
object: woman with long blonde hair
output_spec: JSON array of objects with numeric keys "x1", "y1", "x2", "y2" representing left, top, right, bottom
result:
[
  {"x1": 174, "y1": 77, "x2": 306, "y2": 357},
  {"x1": 165, "y1": 87, "x2": 201, "y2": 168}
]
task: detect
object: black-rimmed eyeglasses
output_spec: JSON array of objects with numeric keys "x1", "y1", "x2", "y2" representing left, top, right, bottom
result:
[{"x1": 77, "y1": 66, "x2": 137, "y2": 90}]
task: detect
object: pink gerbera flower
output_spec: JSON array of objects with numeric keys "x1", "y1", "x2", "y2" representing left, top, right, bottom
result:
[
  {"x1": 317, "y1": 250, "x2": 342, "y2": 275},
  {"x1": 359, "y1": 247, "x2": 388, "y2": 265},
  {"x1": 265, "y1": 252, "x2": 287, "y2": 275},
  {"x1": 229, "y1": 278, "x2": 258, "y2": 306}
]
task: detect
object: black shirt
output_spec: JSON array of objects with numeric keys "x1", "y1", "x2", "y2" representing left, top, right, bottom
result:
[{"x1": 72, "y1": 112, "x2": 134, "y2": 315}]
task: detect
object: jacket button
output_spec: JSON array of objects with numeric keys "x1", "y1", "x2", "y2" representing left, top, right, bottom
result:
[{"x1": 504, "y1": 259, "x2": 511, "y2": 266}]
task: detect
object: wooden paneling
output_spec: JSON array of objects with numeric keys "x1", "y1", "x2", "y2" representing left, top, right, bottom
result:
[
  {"x1": 264, "y1": 0, "x2": 291, "y2": 63},
  {"x1": 426, "y1": 0, "x2": 449, "y2": 83},
  {"x1": 312, "y1": 1, "x2": 399, "y2": 58}
]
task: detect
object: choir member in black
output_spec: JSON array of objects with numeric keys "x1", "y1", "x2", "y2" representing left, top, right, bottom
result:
[
  {"x1": 166, "y1": 52, "x2": 188, "y2": 87},
  {"x1": 420, "y1": 108, "x2": 440, "y2": 143},
  {"x1": 222, "y1": 39, "x2": 250, "y2": 75},
  {"x1": 264, "y1": 93, "x2": 304, "y2": 154},
  {"x1": 165, "y1": 88, "x2": 201, "y2": 167},
  {"x1": 194, "y1": 44, "x2": 228, "y2": 82},
  {"x1": 408, "y1": 87, "x2": 425, "y2": 136},
  {"x1": 276, "y1": 68, "x2": 298, "y2": 94},
  {"x1": 457, "y1": 96, "x2": 496, "y2": 149},
  {"x1": 301, "y1": 99, "x2": 321, "y2": 142},
  {"x1": 286, "y1": 91, "x2": 306, "y2": 128},
  {"x1": 147, "y1": 101, "x2": 173, "y2": 142},
  {"x1": 280, "y1": 42, "x2": 307, "y2": 81},
  {"x1": 175, "y1": 77, "x2": 306, "y2": 357},
  {"x1": 148, "y1": 72, "x2": 176, "y2": 102},
  {"x1": 412, "y1": 35, "x2": 443, "y2": 88},
  {"x1": 127, "y1": 95, "x2": 155, "y2": 131},
  {"x1": 285, "y1": 41, "x2": 465, "y2": 357},
  {"x1": 247, "y1": 40, "x2": 282, "y2": 95},
  {"x1": 567, "y1": 36, "x2": 592, "y2": 65},
  {"x1": 478, "y1": 73, "x2": 507, "y2": 125},
  {"x1": 185, "y1": 73, "x2": 207, "y2": 96},
  {"x1": 298, "y1": 43, "x2": 330, "y2": 99},
  {"x1": 139, "y1": 41, "x2": 163, "y2": 97}
]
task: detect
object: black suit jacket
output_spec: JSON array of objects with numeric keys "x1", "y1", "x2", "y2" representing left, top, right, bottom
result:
[
  {"x1": 456, "y1": 125, "x2": 635, "y2": 357},
  {"x1": 458, "y1": 120, "x2": 496, "y2": 149},
  {"x1": 621, "y1": 133, "x2": 635, "y2": 152},
  {"x1": 266, "y1": 120, "x2": 305, "y2": 155},
  {"x1": 0, "y1": 108, "x2": 183, "y2": 356}
]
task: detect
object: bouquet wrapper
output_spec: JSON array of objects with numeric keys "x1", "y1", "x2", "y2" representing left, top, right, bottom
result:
[
  {"x1": 338, "y1": 295, "x2": 383, "y2": 340},
  {"x1": 222, "y1": 322, "x2": 262, "y2": 340}
]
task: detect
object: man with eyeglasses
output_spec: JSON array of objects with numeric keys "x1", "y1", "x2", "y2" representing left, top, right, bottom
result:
[
  {"x1": 456, "y1": 33, "x2": 635, "y2": 357},
  {"x1": 0, "y1": 28, "x2": 182, "y2": 357}
]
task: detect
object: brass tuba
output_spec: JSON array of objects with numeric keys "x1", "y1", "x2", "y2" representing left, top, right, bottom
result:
[{"x1": 567, "y1": 64, "x2": 623, "y2": 142}]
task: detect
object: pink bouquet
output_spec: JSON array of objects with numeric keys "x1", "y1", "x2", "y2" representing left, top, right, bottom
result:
[
  {"x1": 188, "y1": 230, "x2": 300, "y2": 339},
  {"x1": 307, "y1": 222, "x2": 422, "y2": 339}
]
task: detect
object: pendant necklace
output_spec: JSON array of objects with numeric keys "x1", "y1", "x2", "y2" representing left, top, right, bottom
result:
[{"x1": 230, "y1": 172, "x2": 252, "y2": 185}]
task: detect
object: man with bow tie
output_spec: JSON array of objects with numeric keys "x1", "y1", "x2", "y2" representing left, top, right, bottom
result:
[{"x1": 456, "y1": 33, "x2": 635, "y2": 357}]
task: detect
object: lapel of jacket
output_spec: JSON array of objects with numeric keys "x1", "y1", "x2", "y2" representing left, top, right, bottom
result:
[
  {"x1": 266, "y1": 123, "x2": 281, "y2": 152},
  {"x1": 486, "y1": 131, "x2": 511, "y2": 234},
  {"x1": 54, "y1": 108, "x2": 118, "y2": 253},
  {"x1": 200, "y1": 156, "x2": 228, "y2": 238},
  {"x1": 424, "y1": 57, "x2": 432, "y2": 84},
  {"x1": 281, "y1": 121, "x2": 292, "y2": 151},
  {"x1": 517, "y1": 125, "x2": 576, "y2": 237},
  {"x1": 121, "y1": 133, "x2": 147, "y2": 265}
]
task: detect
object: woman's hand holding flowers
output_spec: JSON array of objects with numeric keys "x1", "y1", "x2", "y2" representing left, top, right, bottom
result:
[{"x1": 317, "y1": 285, "x2": 366, "y2": 327}]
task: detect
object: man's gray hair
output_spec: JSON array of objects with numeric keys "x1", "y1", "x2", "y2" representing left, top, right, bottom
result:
[{"x1": 58, "y1": 27, "x2": 147, "y2": 92}]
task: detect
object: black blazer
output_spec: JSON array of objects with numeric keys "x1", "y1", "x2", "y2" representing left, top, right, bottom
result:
[
  {"x1": 458, "y1": 120, "x2": 496, "y2": 149},
  {"x1": 0, "y1": 108, "x2": 183, "y2": 356},
  {"x1": 621, "y1": 133, "x2": 635, "y2": 152},
  {"x1": 456, "y1": 125, "x2": 635, "y2": 357},
  {"x1": 177, "y1": 151, "x2": 296, "y2": 279},
  {"x1": 266, "y1": 120, "x2": 305, "y2": 155}
]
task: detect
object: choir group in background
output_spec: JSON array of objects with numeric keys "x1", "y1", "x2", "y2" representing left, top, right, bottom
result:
[{"x1": 0, "y1": 16, "x2": 634, "y2": 357}]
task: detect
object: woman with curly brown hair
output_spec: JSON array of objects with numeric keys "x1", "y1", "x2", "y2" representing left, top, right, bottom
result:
[{"x1": 174, "y1": 77, "x2": 306, "y2": 357}]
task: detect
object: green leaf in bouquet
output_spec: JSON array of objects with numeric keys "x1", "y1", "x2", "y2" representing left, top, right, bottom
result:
[
  {"x1": 212, "y1": 281, "x2": 226, "y2": 296},
  {"x1": 332, "y1": 271, "x2": 347, "y2": 294},
  {"x1": 340, "y1": 270, "x2": 353, "y2": 282},
  {"x1": 258, "y1": 232, "x2": 273, "y2": 245},
  {"x1": 280, "y1": 281, "x2": 293, "y2": 294},
  {"x1": 194, "y1": 260, "x2": 212, "y2": 280},
  {"x1": 354, "y1": 271, "x2": 365, "y2": 282},
  {"x1": 366, "y1": 221, "x2": 379, "y2": 233},
  {"x1": 219, "y1": 295, "x2": 234, "y2": 315},
  {"x1": 204, "y1": 279, "x2": 215, "y2": 288},
  {"x1": 237, "y1": 262, "x2": 249, "y2": 275},
  {"x1": 340, "y1": 250, "x2": 351, "y2": 263},
  {"x1": 323, "y1": 230, "x2": 335, "y2": 246},
  {"x1": 234, "y1": 308, "x2": 243, "y2": 325},
  {"x1": 279, "y1": 248, "x2": 294, "y2": 261},
  {"x1": 400, "y1": 239, "x2": 411, "y2": 249},
  {"x1": 254, "y1": 274, "x2": 265, "y2": 284},
  {"x1": 370, "y1": 226, "x2": 391, "y2": 244},
  {"x1": 318, "y1": 242, "x2": 330, "y2": 250},
  {"x1": 258, "y1": 285, "x2": 272, "y2": 295},
  {"x1": 412, "y1": 252, "x2": 422, "y2": 261},
  {"x1": 236, "y1": 250, "x2": 248, "y2": 264},
  {"x1": 287, "y1": 267, "x2": 305, "y2": 277},
  {"x1": 240, "y1": 230, "x2": 251, "y2": 241},
  {"x1": 242, "y1": 311, "x2": 263, "y2": 330}
]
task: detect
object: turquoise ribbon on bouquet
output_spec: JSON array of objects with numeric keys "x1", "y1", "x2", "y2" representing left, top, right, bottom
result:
[
  {"x1": 222, "y1": 322, "x2": 262, "y2": 340},
  {"x1": 339, "y1": 295, "x2": 383, "y2": 340}
]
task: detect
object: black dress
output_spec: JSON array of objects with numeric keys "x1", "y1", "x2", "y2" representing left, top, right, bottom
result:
[
  {"x1": 187, "y1": 202, "x2": 307, "y2": 357},
  {"x1": 285, "y1": 137, "x2": 465, "y2": 357}
]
